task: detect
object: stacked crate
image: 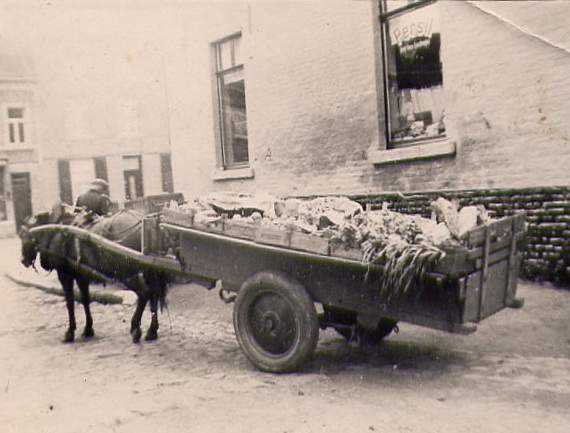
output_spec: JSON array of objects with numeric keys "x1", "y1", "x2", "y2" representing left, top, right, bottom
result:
[{"x1": 161, "y1": 208, "x2": 357, "y2": 260}]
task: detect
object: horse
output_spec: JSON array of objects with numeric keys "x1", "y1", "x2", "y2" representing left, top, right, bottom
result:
[{"x1": 19, "y1": 203, "x2": 171, "y2": 344}]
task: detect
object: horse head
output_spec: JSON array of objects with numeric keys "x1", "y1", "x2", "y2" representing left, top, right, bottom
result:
[
  {"x1": 19, "y1": 213, "x2": 46, "y2": 268},
  {"x1": 19, "y1": 202, "x2": 76, "y2": 268}
]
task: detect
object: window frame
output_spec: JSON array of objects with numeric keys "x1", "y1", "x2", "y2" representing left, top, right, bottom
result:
[
  {"x1": 4, "y1": 104, "x2": 30, "y2": 147},
  {"x1": 212, "y1": 32, "x2": 250, "y2": 170},
  {"x1": 379, "y1": 0, "x2": 445, "y2": 149}
]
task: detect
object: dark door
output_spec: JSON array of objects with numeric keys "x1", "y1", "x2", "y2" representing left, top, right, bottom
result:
[
  {"x1": 124, "y1": 170, "x2": 143, "y2": 201},
  {"x1": 11, "y1": 172, "x2": 32, "y2": 232}
]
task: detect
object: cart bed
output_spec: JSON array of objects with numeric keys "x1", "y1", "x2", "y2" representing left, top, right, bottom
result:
[{"x1": 161, "y1": 213, "x2": 526, "y2": 334}]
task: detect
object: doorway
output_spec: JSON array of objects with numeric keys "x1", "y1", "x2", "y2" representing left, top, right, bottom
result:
[
  {"x1": 123, "y1": 155, "x2": 143, "y2": 201},
  {"x1": 11, "y1": 172, "x2": 32, "y2": 232}
]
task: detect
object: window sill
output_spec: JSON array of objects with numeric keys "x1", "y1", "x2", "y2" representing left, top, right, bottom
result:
[
  {"x1": 212, "y1": 166, "x2": 254, "y2": 181},
  {"x1": 369, "y1": 139, "x2": 456, "y2": 165}
]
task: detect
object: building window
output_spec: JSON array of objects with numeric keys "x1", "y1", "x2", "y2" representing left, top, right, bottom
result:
[
  {"x1": 6, "y1": 107, "x2": 27, "y2": 145},
  {"x1": 0, "y1": 167, "x2": 7, "y2": 221},
  {"x1": 94, "y1": 157, "x2": 109, "y2": 182},
  {"x1": 160, "y1": 153, "x2": 174, "y2": 193},
  {"x1": 380, "y1": 0, "x2": 445, "y2": 148},
  {"x1": 123, "y1": 155, "x2": 144, "y2": 200},
  {"x1": 213, "y1": 33, "x2": 249, "y2": 168}
]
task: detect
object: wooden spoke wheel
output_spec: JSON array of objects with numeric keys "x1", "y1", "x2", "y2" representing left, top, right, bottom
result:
[{"x1": 233, "y1": 272, "x2": 319, "y2": 373}]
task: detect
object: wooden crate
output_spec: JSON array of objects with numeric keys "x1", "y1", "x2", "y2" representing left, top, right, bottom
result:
[
  {"x1": 255, "y1": 226, "x2": 292, "y2": 247},
  {"x1": 194, "y1": 218, "x2": 225, "y2": 234},
  {"x1": 224, "y1": 220, "x2": 258, "y2": 240},
  {"x1": 329, "y1": 246, "x2": 363, "y2": 262},
  {"x1": 161, "y1": 208, "x2": 195, "y2": 228},
  {"x1": 289, "y1": 231, "x2": 330, "y2": 255}
]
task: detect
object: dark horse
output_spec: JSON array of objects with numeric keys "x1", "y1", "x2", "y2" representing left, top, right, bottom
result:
[{"x1": 19, "y1": 203, "x2": 170, "y2": 344}]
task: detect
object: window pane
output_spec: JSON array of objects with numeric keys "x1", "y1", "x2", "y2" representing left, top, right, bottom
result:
[
  {"x1": 94, "y1": 157, "x2": 109, "y2": 181},
  {"x1": 220, "y1": 73, "x2": 248, "y2": 166},
  {"x1": 18, "y1": 122, "x2": 25, "y2": 143},
  {"x1": 7, "y1": 108, "x2": 24, "y2": 119},
  {"x1": 123, "y1": 155, "x2": 141, "y2": 171},
  {"x1": 219, "y1": 40, "x2": 233, "y2": 71},
  {"x1": 160, "y1": 153, "x2": 174, "y2": 193},
  {"x1": 384, "y1": 3, "x2": 445, "y2": 145},
  {"x1": 9, "y1": 124, "x2": 15, "y2": 143},
  {"x1": 233, "y1": 37, "x2": 242, "y2": 66},
  {"x1": 0, "y1": 197, "x2": 6, "y2": 221},
  {"x1": 0, "y1": 166, "x2": 5, "y2": 220}
]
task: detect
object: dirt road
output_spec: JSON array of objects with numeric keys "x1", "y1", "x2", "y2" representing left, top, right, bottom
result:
[{"x1": 1, "y1": 237, "x2": 569, "y2": 433}]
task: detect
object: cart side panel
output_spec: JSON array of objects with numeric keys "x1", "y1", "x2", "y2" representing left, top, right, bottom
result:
[
  {"x1": 462, "y1": 214, "x2": 526, "y2": 323},
  {"x1": 177, "y1": 231, "x2": 380, "y2": 314},
  {"x1": 463, "y1": 271, "x2": 481, "y2": 322},
  {"x1": 482, "y1": 259, "x2": 510, "y2": 318},
  {"x1": 173, "y1": 227, "x2": 466, "y2": 326}
]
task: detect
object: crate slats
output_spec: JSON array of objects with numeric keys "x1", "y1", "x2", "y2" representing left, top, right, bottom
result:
[
  {"x1": 255, "y1": 226, "x2": 292, "y2": 247},
  {"x1": 290, "y1": 231, "x2": 330, "y2": 255},
  {"x1": 329, "y1": 246, "x2": 363, "y2": 261},
  {"x1": 224, "y1": 221, "x2": 258, "y2": 240},
  {"x1": 161, "y1": 209, "x2": 526, "y2": 268}
]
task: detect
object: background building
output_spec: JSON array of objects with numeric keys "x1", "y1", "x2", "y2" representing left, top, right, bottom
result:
[{"x1": 0, "y1": 1, "x2": 175, "y2": 232}]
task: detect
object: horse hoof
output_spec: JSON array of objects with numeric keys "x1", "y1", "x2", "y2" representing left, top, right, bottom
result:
[
  {"x1": 62, "y1": 331, "x2": 75, "y2": 343},
  {"x1": 82, "y1": 328, "x2": 95, "y2": 339},
  {"x1": 131, "y1": 328, "x2": 142, "y2": 343},
  {"x1": 144, "y1": 330, "x2": 158, "y2": 341}
]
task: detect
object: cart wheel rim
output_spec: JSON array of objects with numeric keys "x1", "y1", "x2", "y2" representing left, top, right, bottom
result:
[{"x1": 246, "y1": 291, "x2": 299, "y2": 356}]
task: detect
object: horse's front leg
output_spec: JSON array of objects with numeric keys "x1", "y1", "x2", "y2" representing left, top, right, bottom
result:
[
  {"x1": 130, "y1": 293, "x2": 148, "y2": 343},
  {"x1": 145, "y1": 295, "x2": 159, "y2": 341},
  {"x1": 76, "y1": 277, "x2": 94, "y2": 339},
  {"x1": 57, "y1": 270, "x2": 76, "y2": 343}
]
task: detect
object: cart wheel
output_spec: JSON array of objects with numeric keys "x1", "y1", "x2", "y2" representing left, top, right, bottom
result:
[{"x1": 233, "y1": 272, "x2": 319, "y2": 373}]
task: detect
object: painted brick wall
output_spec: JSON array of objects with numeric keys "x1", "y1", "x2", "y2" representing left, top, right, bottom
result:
[
  {"x1": 350, "y1": 186, "x2": 570, "y2": 285},
  {"x1": 168, "y1": 2, "x2": 570, "y2": 199}
]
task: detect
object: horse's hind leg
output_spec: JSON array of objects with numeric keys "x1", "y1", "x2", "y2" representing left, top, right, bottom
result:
[
  {"x1": 130, "y1": 294, "x2": 147, "y2": 343},
  {"x1": 145, "y1": 295, "x2": 159, "y2": 341},
  {"x1": 58, "y1": 270, "x2": 76, "y2": 343},
  {"x1": 77, "y1": 277, "x2": 94, "y2": 339}
]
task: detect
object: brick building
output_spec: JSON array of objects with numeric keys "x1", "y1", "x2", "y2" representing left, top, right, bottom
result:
[{"x1": 161, "y1": 1, "x2": 570, "y2": 281}]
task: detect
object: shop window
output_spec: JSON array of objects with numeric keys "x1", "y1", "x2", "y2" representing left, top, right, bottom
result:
[
  {"x1": 123, "y1": 155, "x2": 144, "y2": 200},
  {"x1": 380, "y1": 0, "x2": 445, "y2": 148},
  {"x1": 213, "y1": 33, "x2": 249, "y2": 168},
  {"x1": 6, "y1": 106, "x2": 27, "y2": 145}
]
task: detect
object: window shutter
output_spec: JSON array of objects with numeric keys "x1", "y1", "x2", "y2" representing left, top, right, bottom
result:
[
  {"x1": 160, "y1": 153, "x2": 174, "y2": 193},
  {"x1": 94, "y1": 157, "x2": 108, "y2": 182},
  {"x1": 57, "y1": 159, "x2": 73, "y2": 204}
]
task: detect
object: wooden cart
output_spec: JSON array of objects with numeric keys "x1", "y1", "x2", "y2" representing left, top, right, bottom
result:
[{"x1": 160, "y1": 212, "x2": 526, "y2": 373}]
